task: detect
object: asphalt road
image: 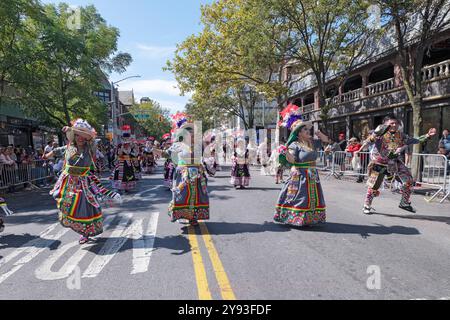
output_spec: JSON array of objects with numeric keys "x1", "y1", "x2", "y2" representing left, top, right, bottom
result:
[{"x1": 1, "y1": 163, "x2": 450, "y2": 300}]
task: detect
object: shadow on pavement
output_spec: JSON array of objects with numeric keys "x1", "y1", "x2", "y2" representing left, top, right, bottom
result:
[
  {"x1": 180, "y1": 221, "x2": 291, "y2": 236},
  {"x1": 374, "y1": 212, "x2": 450, "y2": 225},
  {"x1": 4, "y1": 213, "x2": 57, "y2": 226},
  {"x1": 192, "y1": 221, "x2": 420, "y2": 238},
  {"x1": 0, "y1": 233, "x2": 62, "y2": 250},
  {"x1": 84, "y1": 234, "x2": 191, "y2": 256},
  {"x1": 295, "y1": 222, "x2": 420, "y2": 238},
  {"x1": 243, "y1": 187, "x2": 281, "y2": 191}
]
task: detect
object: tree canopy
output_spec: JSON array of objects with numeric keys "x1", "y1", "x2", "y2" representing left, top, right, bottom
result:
[{"x1": 0, "y1": 1, "x2": 132, "y2": 132}]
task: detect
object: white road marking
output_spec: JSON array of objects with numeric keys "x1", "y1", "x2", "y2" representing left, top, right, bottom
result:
[
  {"x1": 131, "y1": 185, "x2": 163, "y2": 200},
  {"x1": 1, "y1": 185, "x2": 161, "y2": 284},
  {"x1": 82, "y1": 214, "x2": 132, "y2": 278},
  {"x1": 411, "y1": 297, "x2": 450, "y2": 300},
  {"x1": 131, "y1": 212, "x2": 159, "y2": 275},
  {"x1": 34, "y1": 215, "x2": 115, "y2": 281},
  {"x1": 0, "y1": 223, "x2": 70, "y2": 284}
]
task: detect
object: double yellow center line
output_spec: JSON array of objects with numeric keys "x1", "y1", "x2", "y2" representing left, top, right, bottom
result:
[{"x1": 188, "y1": 223, "x2": 236, "y2": 300}]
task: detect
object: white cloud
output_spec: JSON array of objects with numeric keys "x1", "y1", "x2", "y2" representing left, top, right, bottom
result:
[
  {"x1": 117, "y1": 78, "x2": 193, "y2": 113},
  {"x1": 157, "y1": 100, "x2": 187, "y2": 113},
  {"x1": 119, "y1": 79, "x2": 181, "y2": 97},
  {"x1": 136, "y1": 43, "x2": 176, "y2": 59}
]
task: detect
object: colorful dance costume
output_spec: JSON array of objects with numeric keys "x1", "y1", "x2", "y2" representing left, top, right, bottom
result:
[
  {"x1": 363, "y1": 125, "x2": 429, "y2": 213},
  {"x1": 167, "y1": 113, "x2": 209, "y2": 225},
  {"x1": 203, "y1": 155, "x2": 217, "y2": 177},
  {"x1": 274, "y1": 142, "x2": 326, "y2": 226},
  {"x1": 131, "y1": 147, "x2": 142, "y2": 180},
  {"x1": 0, "y1": 197, "x2": 14, "y2": 233},
  {"x1": 50, "y1": 121, "x2": 121, "y2": 238},
  {"x1": 274, "y1": 103, "x2": 327, "y2": 227},
  {"x1": 111, "y1": 145, "x2": 137, "y2": 192},
  {"x1": 143, "y1": 150, "x2": 156, "y2": 174},
  {"x1": 164, "y1": 157, "x2": 176, "y2": 189},
  {"x1": 167, "y1": 141, "x2": 210, "y2": 223},
  {"x1": 230, "y1": 152, "x2": 251, "y2": 187}
]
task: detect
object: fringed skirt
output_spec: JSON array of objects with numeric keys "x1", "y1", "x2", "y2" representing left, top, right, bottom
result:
[
  {"x1": 51, "y1": 173, "x2": 103, "y2": 237},
  {"x1": 230, "y1": 163, "x2": 251, "y2": 186},
  {"x1": 111, "y1": 160, "x2": 136, "y2": 191}
]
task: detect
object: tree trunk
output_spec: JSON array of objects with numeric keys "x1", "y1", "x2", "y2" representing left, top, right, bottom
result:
[
  {"x1": 62, "y1": 96, "x2": 71, "y2": 125},
  {"x1": 411, "y1": 97, "x2": 423, "y2": 181}
]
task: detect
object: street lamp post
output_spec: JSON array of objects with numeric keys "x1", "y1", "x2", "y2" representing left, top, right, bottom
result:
[{"x1": 110, "y1": 75, "x2": 141, "y2": 145}]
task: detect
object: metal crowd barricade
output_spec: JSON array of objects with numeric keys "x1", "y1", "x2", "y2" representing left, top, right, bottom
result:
[
  {"x1": 316, "y1": 151, "x2": 330, "y2": 171},
  {"x1": 411, "y1": 153, "x2": 448, "y2": 203},
  {"x1": 330, "y1": 151, "x2": 371, "y2": 179},
  {"x1": 0, "y1": 160, "x2": 54, "y2": 190},
  {"x1": 443, "y1": 169, "x2": 450, "y2": 203}
]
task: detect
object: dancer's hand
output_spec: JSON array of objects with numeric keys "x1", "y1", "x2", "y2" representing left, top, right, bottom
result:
[{"x1": 427, "y1": 128, "x2": 437, "y2": 137}]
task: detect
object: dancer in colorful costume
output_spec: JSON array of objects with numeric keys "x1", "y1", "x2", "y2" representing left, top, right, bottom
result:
[
  {"x1": 142, "y1": 141, "x2": 156, "y2": 174},
  {"x1": 203, "y1": 136, "x2": 218, "y2": 177},
  {"x1": 274, "y1": 104, "x2": 330, "y2": 227},
  {"x1": 161, "y1": 133, "x2": 175, "y2": 189},
  {"x1": 158, "y1": 113, "x2": 210, "y2": 226},
  {"x1": 131, "y1": 142, "x2": 142, "y2": 180},
  {"x1": 44, "y1": 119, "x2": 122, "y2": 244},
  {"x1": 355, "y1": 115, "x2": 436, "y2": 214},
  {"x1": 0, "y1": 197, "x2": 14, "y2": 233},
  {"x1": 111, "y1": 127, "x2": 137, "y2": 192},
  {"x1": 230, "y1": 137, "x2": 251, "y2": 189},
  {"x1": 203, "y1": 149, "x2": 218, "y2": 177}
]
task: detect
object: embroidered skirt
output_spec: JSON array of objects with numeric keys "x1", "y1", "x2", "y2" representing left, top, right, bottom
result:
[
  {"x1": 111, "y1": 160, "x2": 136, "y2": 191},
  {"x1": 274, "y1": 167, "x2": 326, "y2": 226},
  {"x1": 51, "y1": 173, "x2": 103, "y2": 237},
  {"x1": 168, "y1": 165, "x2": 209, "y2": 222}
]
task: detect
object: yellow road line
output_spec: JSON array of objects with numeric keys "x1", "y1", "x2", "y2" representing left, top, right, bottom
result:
[
  {"x1": 188, "y1": 225, "x2": 212, "y2": 300},
  {"x1": 199, "y1": 222, "x2": 236, "y2": 300}
]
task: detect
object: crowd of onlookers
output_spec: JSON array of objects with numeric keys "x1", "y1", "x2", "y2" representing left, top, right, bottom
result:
[{"x1": 0, "y1": 145, "x2": 43, "y2": 167}]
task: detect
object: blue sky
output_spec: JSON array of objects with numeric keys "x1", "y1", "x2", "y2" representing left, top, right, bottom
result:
[{"x1": 41, "y1": 0, "x2": 213, "y2": 113}]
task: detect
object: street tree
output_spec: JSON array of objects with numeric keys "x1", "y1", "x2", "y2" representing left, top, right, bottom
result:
[
  {"x1": 130, "y1": 99, "x2": 172, "y2": 139},
  {"x1": 0, "y1": 0, "x2": 45, "y2": 106},
  {"x1": 167, "y1": 0, "x2": 300, "y2": 129},
  {"x1": 13, "y1": 3, "x2": 132, "y2": 130},
  {"x1": 377, "y1": 0, "x2": 450, "y2": 176},
  {"x1": 270, "y1": 0, "x2": 379, "y2": 130}
]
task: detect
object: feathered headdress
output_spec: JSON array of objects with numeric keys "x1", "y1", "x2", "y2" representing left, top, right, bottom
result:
[
  {"x1": 279, "y1": 104, "x2": 302, "y2": 129},
  {"x1": 171, "y1": 112, "x2": 190, "y2": 130},
  {"x1": 122, "y1": 125, "x2": 131, "y2": 138}
]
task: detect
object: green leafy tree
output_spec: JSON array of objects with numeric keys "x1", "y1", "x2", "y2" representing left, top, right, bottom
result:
[
  {"x1": 167, "y1": 0, "x2": 298, "y2": 129},
  {"x1": 270, "y1": 0, "x2": 380, "y2": 129},
  {"x1": 0, "y1": 0, "x2": 45, "y2": 106},
  {"x1": 7, "y1": 3, "x2": 132, "y2": 131},
  {"x1": 130, "y1": 99, "x2": 172, "y2": 139},
  {"x1": 377, "y1": 0, "x2": 450, "y2": 177}
]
